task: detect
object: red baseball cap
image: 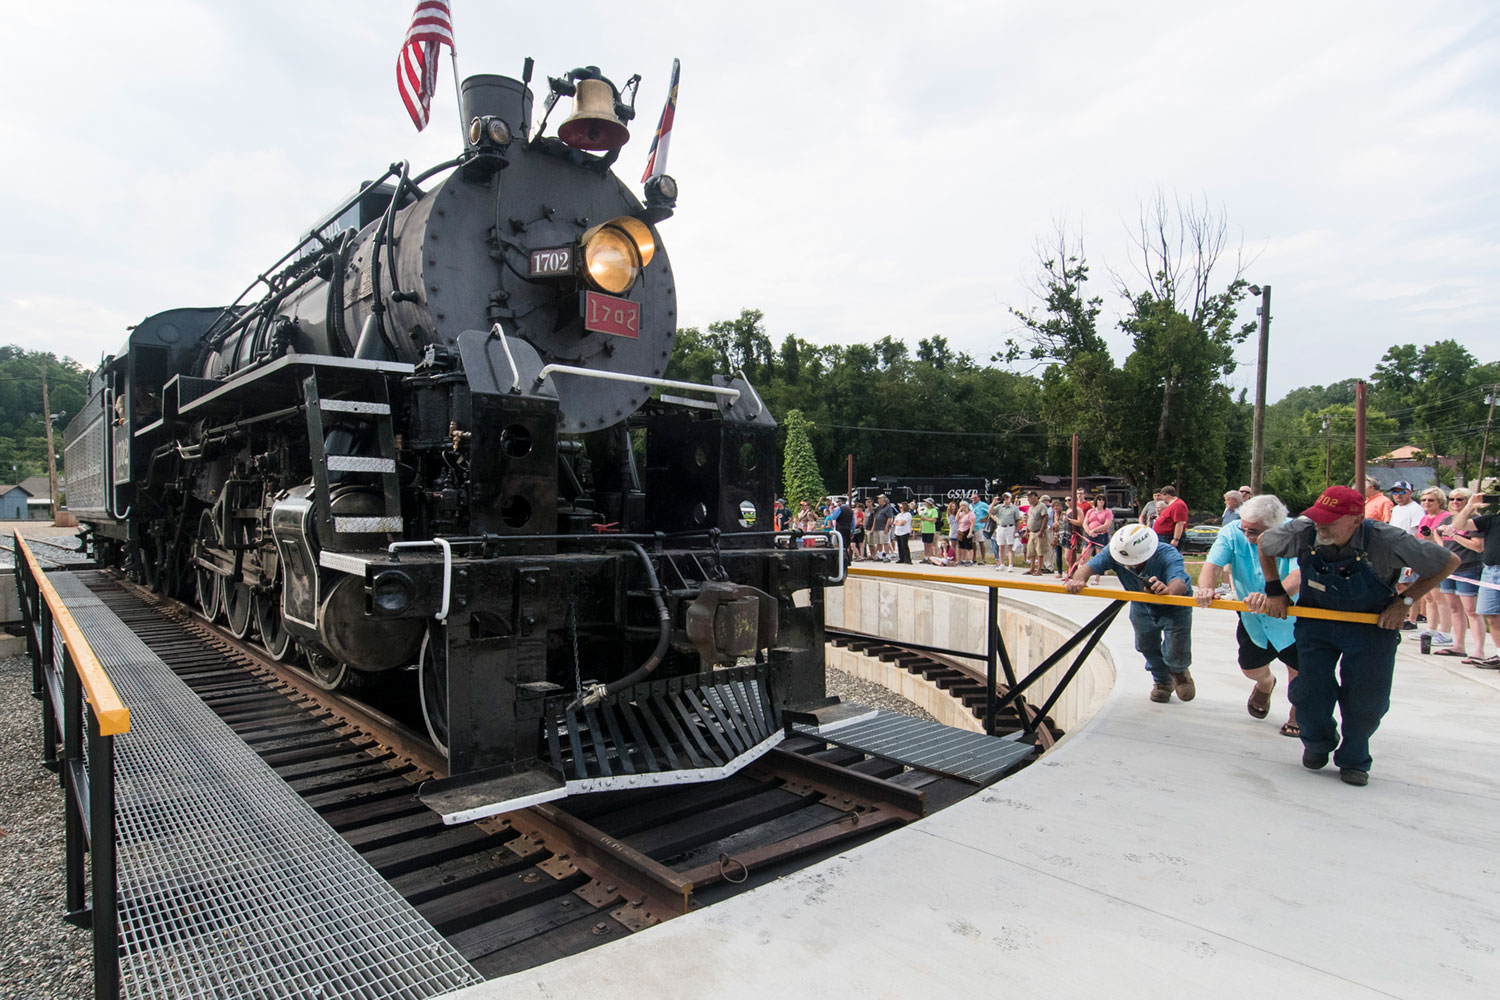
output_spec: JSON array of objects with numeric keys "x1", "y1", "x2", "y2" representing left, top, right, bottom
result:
[{"x1": 1303, "y1": 486, "x2": 1365, "y2": 524}]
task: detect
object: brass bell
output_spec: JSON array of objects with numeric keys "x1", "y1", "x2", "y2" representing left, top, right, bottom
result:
[{"x1": 559, "y1": 78, "x2": 630, "y2": 151}]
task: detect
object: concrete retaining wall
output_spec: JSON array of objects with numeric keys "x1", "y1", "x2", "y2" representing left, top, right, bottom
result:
[{"x1": 824, "y1": 576, "x2": 1116, "y2": 739}]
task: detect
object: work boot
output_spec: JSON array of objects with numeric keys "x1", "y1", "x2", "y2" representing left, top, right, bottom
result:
[
  {"x1": 1339, "y1": 768, "x2": 1369, "y2": 786},
  {"x1": 1302, "y1": 748, "x2": 1329, "y2": 770},
  {"x1": 1172, "y1": 669, "x2": 1196, "y2": 702},
  {"x1": 1149, "y1": 680, "x2": 1173, "y2": 703}
]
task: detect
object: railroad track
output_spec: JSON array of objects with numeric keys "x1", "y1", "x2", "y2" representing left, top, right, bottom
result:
[
  {"x1": 79, "y1": 570, "x2": 981, "y2": 978},
  {"x1": 825, "y1": 626, "x2": 1063, "y2": 751}
]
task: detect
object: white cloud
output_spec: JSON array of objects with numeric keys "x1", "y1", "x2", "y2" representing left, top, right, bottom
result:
[{"x1": 0, "y1": 0, "x2": 1496, "y2": 404}]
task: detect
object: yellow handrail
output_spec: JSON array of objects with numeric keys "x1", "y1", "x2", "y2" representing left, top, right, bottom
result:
[
  {"x1": 848, "y1": 565, "x2": 1381, "y2": 625},
  {"x1": 14, "y1": 529, "x2": 131, "y2": 735}
]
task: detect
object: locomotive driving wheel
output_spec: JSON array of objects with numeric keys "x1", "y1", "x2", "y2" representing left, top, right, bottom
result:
[
  {"x1": 195, "y1": 564, "x2": 222, "y2": 620},
  {"x1": 253, "y1": 587, "x2": 296, "y2": 661},
  {"x1": 418, "y1": 627, "x2": 449, "y2": 757},
  {"x1": 194, "y1": 512, "x2": 223, "y2": 620},
  {"x1": 223, "y1": 582, "x2": 254, "y2": 639},
  {"x1": 305, "y1": 652, "x2": 349, "y2": 691}
]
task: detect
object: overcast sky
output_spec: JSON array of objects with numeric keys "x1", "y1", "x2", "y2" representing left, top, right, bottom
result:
[{"x1": 3, "y1": 1, "x2": 1496, "y2": 401}]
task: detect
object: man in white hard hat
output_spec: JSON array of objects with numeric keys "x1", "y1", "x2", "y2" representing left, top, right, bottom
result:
[{"x1": 1066, "y1": 523, "x2": 1195, "y2": 704}]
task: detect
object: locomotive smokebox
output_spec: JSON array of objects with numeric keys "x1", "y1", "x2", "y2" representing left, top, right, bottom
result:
[{"x1": 462, "y1": 75, "x2": 532, "y2": 144}]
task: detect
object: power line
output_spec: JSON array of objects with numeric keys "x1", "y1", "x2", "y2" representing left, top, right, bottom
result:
[{"x1": 813, "y1": 422, "x2": 1050, "y2": 438}]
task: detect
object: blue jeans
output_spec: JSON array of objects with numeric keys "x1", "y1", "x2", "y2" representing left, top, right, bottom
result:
[
  {"x1": 1130, "y1": 603, "x2": 1192, "y2": 683},
  {"x1": 1290, "y1": 618, "x2": 1399, "y2": 772}
]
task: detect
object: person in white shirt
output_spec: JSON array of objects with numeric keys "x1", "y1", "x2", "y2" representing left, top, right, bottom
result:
[
  {"x1": 892, "y1": 502, "x2": 915, "y2": 564},
  {"x1": 1387, "y1": 480, "x2": 1423, "y2": 535},
  {"x1": 1386, "y1": 480, "x2": 1426, "y2": 629}
]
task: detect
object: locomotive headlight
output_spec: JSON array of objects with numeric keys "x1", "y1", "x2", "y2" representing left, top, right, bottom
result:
[
  {"x1": 581, "y1": 225, "x2": 640, "y2": 294},
  {"x1": 468, "y1": 116, "x2": 513, "y2": 148},
  {"x1": 579, "y1": 216, "x2": 657, "y2": 295}
]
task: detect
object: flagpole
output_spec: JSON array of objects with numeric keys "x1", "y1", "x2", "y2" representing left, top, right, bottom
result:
[{"x1": 447, "y1": 2, "x2": 464, "y2": 140}]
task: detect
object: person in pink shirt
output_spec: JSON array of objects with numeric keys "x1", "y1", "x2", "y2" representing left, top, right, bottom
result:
[
  {"x1": 1082, "y1": 496, "x2": 1114, "y2": 555},
  {"x1": 955, "y1": 502, "x2": 977, "y2": 566}
]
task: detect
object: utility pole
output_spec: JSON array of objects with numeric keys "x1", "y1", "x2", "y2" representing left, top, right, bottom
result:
[
  {"x1": 40, "y1": 361, "x2": 60, "y2": 523},
  {"x1": 1478, "y1": 387, "x2": 1499, "y2": 489},
  {"x1": 1354, "y1": 380, "x2": 1367, "y2": 490},
  {"x1": 1249, "y1": 283, "x2": 1271, "y2": 494},
  {"x1": 1323, "y1": 414, "x2": 1332, "y2": 490},
  {"x1": 1070, "y1": 434, "x2": 1079, "y2": 504}
]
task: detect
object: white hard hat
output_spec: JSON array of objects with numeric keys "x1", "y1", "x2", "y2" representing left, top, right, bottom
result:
[{"x1": 1109, "y1": 524, "x2": 1159, "y2": 566}]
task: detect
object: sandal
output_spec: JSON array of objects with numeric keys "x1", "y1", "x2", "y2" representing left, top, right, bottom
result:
[
  {"x1": 1462, "y1": 655, "x2": 1500, "y2": 666},
  {"x1": 1247, "y1": 677, "x2": 1276, "y2": 719},
  {"x1": 1433, "y1": 647, "x2": 1468, "y2": 657},
  {"x1": 1279, "y1": 720, "x2": 1300, "y2": 738}
]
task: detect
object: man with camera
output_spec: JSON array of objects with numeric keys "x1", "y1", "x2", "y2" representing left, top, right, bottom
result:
[
  {"x1": 1449, "y1": 488, "x2": 1500, "y2": 661},
  {"x1": 1257, "y1": 486, "x2": 1457, "y2": 787}
]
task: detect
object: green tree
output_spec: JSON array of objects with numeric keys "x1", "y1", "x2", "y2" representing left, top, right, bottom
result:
[
  {"x1": 0, "y1": 348, "x2": 89, "y2": 482},
  {"x1": 1369, "y1": 340, "x2": 1500, "y2": 479},
  {"x1": 781, "y1": 409, "x2": 826, "y2": 507},
  {"x1": 1107, "y1": 194, "x2": 1253, "y2": 508},
  {"x1": 1005, "y1": 227, "x2": 1116, "y2": 478}
]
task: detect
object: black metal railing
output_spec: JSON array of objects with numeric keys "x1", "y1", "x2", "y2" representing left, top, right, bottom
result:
[
  {"x1": 14, "y1": 531, "x2": 128, "y2": 1000},
  {"x1": 837, "y1": 573, "x2": 1128, "y2": 742}
]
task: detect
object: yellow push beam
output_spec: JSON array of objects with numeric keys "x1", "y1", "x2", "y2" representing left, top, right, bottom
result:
[
  {"x1": 15, "y1": 529, "x2": 131, "y2": 735},
  {"x1": 848, "y1": 565, "x2": 1381, "y2": 625}
]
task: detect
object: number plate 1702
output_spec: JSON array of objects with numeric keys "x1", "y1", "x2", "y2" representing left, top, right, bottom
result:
[
  {"x1": 529, "y1": 246, "x2": 573, "y2": 276},
  {"x1": 583, "y1": 291, "x2": 640, "y2": 338}
]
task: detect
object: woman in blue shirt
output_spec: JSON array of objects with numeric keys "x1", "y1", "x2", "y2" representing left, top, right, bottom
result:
[{"x1": 1194, "y1": 494, "x2": 1303, "y2": 736}]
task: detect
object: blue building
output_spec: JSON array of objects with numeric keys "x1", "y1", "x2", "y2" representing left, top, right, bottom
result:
[{"x1": 0, "y1": 484, "x2": 32, "y2": 520}]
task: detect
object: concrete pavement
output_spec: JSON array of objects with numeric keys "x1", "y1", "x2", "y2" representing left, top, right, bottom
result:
[{"x1": 450, "y1": 567, "x2": 1500, "y2": 999}]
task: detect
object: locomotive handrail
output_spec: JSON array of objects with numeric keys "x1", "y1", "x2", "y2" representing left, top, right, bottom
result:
[
  {"x1": 533, "y1": 364, "x2": 742, "y2": 403},
  {"x1": 388, "y1": 538, "x2": 454, "y2": 621},
  {"x1": 489, "y1": 323, "x2": 522, "y2": 392},
  {"x1": 100, "y1": 383, "x2": 131, "y2": 519},
  {"x1": 775, "y1": 530, "x2": 846, "y2": 584},
  {"x1": 731, "y1": 368, "x2": 765, "y2": 418},
  {"x1": 14, "y1": 530, "x2": 131, "y2": 733}
]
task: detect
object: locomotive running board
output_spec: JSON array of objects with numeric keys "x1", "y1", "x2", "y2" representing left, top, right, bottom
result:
[{"x1": 421, "y1": 668, "x2": 785, "y2": 824}]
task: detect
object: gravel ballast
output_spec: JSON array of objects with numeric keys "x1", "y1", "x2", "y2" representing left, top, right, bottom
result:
[{"x1": 0, "y1": 653, "x2": 91, "y2": 1000}]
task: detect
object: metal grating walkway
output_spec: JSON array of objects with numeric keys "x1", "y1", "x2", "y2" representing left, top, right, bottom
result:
[
  {"x1": 49, "y1": 571, "x2": 483, "y2": 999},
  {"x1": 793, "y1": 710, "x2": 1034, "y2": 785}
]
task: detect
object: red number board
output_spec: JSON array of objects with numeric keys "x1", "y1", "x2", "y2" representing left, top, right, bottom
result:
[{"x1": 583, "y1": 291, "x2": 640, "y2": 339}]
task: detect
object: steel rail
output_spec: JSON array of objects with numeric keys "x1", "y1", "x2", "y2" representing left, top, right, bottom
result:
[
  {"x1": 848, "y1": 565, "x2": 1382, "y2": 625},
  {"x1": 15, "y1": 529, "x2": 131, "y2": 734}
]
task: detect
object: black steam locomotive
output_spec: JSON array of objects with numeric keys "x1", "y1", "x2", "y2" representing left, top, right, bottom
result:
[{"x1": 64, "y1": 65, "x2": 842, "y2": 820}]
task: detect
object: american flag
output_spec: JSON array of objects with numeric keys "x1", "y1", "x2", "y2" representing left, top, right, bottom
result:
[
  {"x1": 397, "y1": 1, "x2": 455, "y2": 132},
  {"x1": 640, "y1": 59, "x2": 680, "y2": 183}
]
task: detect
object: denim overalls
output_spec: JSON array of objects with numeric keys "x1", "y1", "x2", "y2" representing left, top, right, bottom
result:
[
  {"x1": 1116, "y1": 564, "x2": 1192, "y2": 684},
  {"x1": 1290, "y1": 521, "x2": 1400, "y2": 773}
]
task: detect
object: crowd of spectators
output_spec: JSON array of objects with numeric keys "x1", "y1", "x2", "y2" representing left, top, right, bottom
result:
[
  {"x1": 775, "y1": 479, "x2": 1495, "y2": 672},
  {"x1": 1353, "y1": 476, "x2": 1499, "y2": 667}
]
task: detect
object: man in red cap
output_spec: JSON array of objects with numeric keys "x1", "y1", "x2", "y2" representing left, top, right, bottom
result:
[{"x1": 1256, "y1": 485, "x2": 1457, "y2": 786}]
